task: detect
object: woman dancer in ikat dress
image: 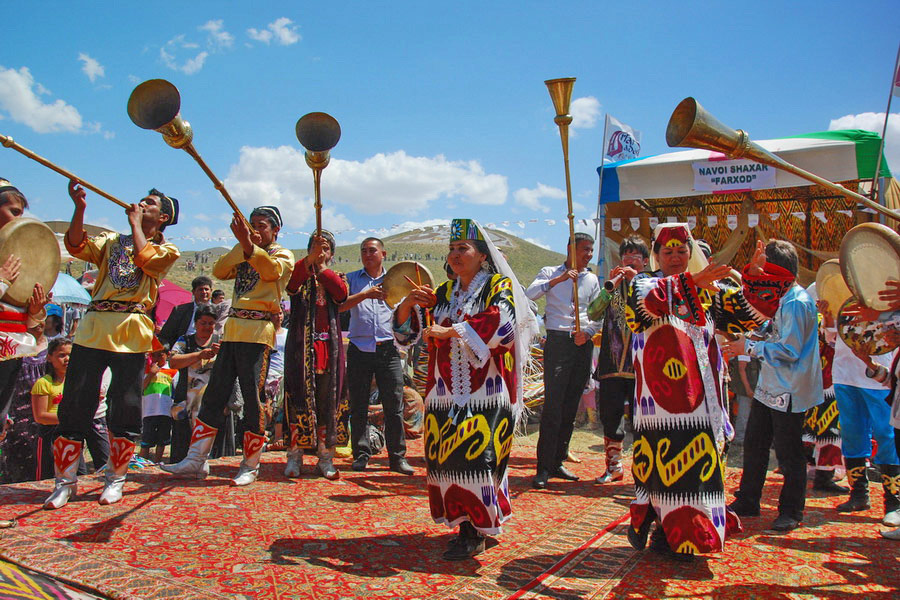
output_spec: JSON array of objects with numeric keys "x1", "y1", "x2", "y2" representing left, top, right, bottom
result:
[
  {"x1": 394, "y1": 218, "x2": 537, "y2": 561},
  {"x1": 626, "y1": 223, "x2": 791, "y2": 560}
]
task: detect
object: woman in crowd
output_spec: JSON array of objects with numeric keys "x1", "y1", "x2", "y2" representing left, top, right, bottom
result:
[
  {"x1": 393, "y1": 218, "x2": 537, "y2": 561},
  {"x1": 625, "y1": 223, "x2": 791, "y2": 560}
]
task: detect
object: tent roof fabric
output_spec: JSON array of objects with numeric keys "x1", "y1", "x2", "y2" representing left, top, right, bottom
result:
[{"x1": 599, "y1": 129, "x2": 891, "y2": 204}]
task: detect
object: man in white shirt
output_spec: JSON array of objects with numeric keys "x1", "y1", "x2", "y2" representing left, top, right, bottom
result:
[{"x1": 526, "y1": 233, "x2": 601, "y2": 489}]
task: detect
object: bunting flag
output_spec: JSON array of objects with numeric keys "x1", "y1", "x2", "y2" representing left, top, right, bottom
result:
[
  {"x1": 770, "y1": 212, "x2": 780, "y2": 221},
  {"x1": 629, "y1": 217, "x2": 640, "y2": 230},
  {"x1": 813, "y1": 211, "x2": 827, "y2": 223},
  {"x1": 726, "y1": 214, "x2": 738, "y2": 230},
  {"x1": 665, "y1": 216, "x2": 677, "y2": 223},
  {"x1": 687, "y1": 215, "x2": 697, "y2": 229},
  {"x1": 837, "y1": 210, "x2": 853, "y2": 218},
  {"x1": 792, "y1": 212, "x2": 806, "y2": 221},
  {"x1": 546, "y1": 219, "x2": 556, "y2": 225},
  {"x1": 707, "y1": 215, "x2": 718, "y2": 227},
  {"x1": 611, "y1": 218, "x2": 622, "y2": 231},
  {"x1": 748, "y1": 213, "x2": 760, "y2": 227},
  {"x1": 649, "y1": 217, "x2": 659, "y2": 229}
]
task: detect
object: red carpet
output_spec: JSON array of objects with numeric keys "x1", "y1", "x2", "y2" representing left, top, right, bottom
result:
[{"x1": 1, "y1": 439, "x2": 898, "y2": 599}]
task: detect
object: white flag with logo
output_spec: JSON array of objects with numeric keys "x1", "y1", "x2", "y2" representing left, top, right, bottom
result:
[
  {"x1": 603, "y1": 115, "x2": 642, "y2": 162},
  {"x1": 687, "y1": 215, "x2": 697, "y2": 229},
  {"x1": 726, "y1": 214, "x2": 738, "y2": 230},
  {"x1": 707, "y1": 215, "x2": 718, "y2": 227},
  {"x1": 649, "y1": 217, "x2": 659, "y2": 229},
  {"x1": 629, "y1": 217, "x2": 640, "y2": 230}
]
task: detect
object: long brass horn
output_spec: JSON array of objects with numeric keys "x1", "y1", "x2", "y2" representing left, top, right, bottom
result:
[
  {"x1": 545, "y1": 77, "x2": 581, "y2": 334},
  {"x1": 295, "y1": 112, "x2": 341, "y2": 236},
  {"x1": 0, "y1": 134, "x2": 128, "y2": 208},
  {"x1": 127, "y1": 79, "x2": 252, "y2": 228},
  {"x1": 666, "y1": 97, "x2": 900, "y2": 221}
]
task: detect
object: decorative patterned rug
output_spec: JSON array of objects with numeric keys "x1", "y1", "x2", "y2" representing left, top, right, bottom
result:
[{"x1": 0, "y1": 439, "x2": 897, "y2": 599}]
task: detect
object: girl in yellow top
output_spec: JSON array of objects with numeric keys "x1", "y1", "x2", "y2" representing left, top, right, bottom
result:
[{"x1": 31, "y1": 339, "x2": 72, "y2": 481}]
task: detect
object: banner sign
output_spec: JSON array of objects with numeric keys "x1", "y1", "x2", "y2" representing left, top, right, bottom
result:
[{"x1": 692, "y1": 158, "x2": 775, "y2": 192}]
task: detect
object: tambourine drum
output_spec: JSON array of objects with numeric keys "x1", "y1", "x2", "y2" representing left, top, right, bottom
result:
[
  {"x1": 0, "y1": 218, "x2": 61, "y2": 307},
  {"x1": 382, "y1": 261, "x2": 436, "y2": 309},
  {"x1": 815, "y1": 259, "x2": 852, "y2": 322},
  {"x1": 837, "y1": 298, "x2": 899, "y2": 356},
  {"x1": 839, "y1": 223, "x2": 900, "y2": 311}
]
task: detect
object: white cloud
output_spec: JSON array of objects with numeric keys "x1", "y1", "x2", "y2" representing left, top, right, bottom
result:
[
  {"x1": 160, "y1": 34, "x2": 210, "y2": 75},
  {"x1": 571, "y1": 96, "x2": 601, "y2": 129},
  {"x1": 0, "y1": 66, "x2": 83, "y2": 133},
  {"x1": 513, "y1": 183, "x2": 566, "y2": 213},
  {"x1": 523, "y1": 237, "x2": 551, "y2": 250},
  {"x1": 77, "y1": 53, "x2": 105, "y2": 83},
  {"x1": 247, "y1": 17, "x2": 301, "y2": 46},
  {"x1": 225, "y1": 146, "x2": 508, "y2": 230},
  {"x1": 828, "y1": 112, "x2": 900, "y2": 175},
  {"x1": 200, "y1": 20, "x2": 234, "y2": 49}
]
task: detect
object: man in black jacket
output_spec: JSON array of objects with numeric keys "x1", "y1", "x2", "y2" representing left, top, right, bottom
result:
[{"x1": 159, "y1": 276, "x2": 213, "y2": 347}]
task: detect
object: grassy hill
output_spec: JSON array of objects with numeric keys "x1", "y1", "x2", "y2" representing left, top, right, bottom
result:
[{"x1": 66, "y1": 226, "x2": 566, "y2": 314}]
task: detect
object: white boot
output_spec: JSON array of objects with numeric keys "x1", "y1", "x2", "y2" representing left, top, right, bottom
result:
[
  {"x1": 284, "y1": 425, "x2": 302, "y2": 477},
  {"x1": 232, "y1": 431, "x2": 266, "y2": 486},
  {"x1": 43, "y1": 437, "x2": 82, "y2": 510},
  {"x1": 317, "y1": 443, "x2": 339, "y2": 480},
  {"x1": 99, "y1": 436, "x2": 136, "y2": 505},
  {"x1": 160, "y1": 419, "x2": 217, "y2": 479}
]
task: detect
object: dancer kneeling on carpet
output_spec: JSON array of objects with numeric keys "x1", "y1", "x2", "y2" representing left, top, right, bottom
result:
[
  {"x1": 47, "y1": 181, "x2": 180, "y2": 509},
  {"x1": 624, "y1": 224, "x2": 791, "y2": 560},
  {"x1": 282, "y1": 230, "x2": 349, "y2": 480},
  {"x1": 393, "y1": 218, "x2": 538, "y2": 561},
  {"x1": 162, "y1": 207, "x2": 293, "y2": 486}
]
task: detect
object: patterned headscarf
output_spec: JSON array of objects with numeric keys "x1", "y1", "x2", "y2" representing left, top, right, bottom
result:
[
  {"x1": 449, "y1": 218, "x2": 486, "y2": 242},
  {"x1": 649, "y1": 222, "x2": 708, "y2": 274}
]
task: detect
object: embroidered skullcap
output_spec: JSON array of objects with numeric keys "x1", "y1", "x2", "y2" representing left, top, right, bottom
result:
[
  {"x1": 307, "y1": 229, "x2": 336, "y2": 253},
  {"x1": 449, "y1": 218, "x2": 485, "y2": 242},
  {"x1": 0, "y1": 177, "x2": 20, "y2": 195},
  {"x1": 250, "y1": 206, "x2": 282, "y2": 229},
  {"x1": 149, "y1": 188, "x2": 179, "y2": 226},
  {"x1": 649, "y1": 222, "x2": 708, "y2": 274}
]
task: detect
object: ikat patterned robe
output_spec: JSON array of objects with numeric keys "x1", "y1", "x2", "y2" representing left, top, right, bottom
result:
[
  {"x1": 802, "y1": 319, "x2": 842, "y2": 469},
  {"x1": 395, "y1": 272, "x2": 518, "y2": 536},
  {"x1": 626, "y1": 269, "x2": 782, "y2": 554}
]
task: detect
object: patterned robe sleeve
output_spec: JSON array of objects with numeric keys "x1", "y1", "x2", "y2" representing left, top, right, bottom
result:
[
  {"x1": 451, "y1": 275, "x2": 517, "y2": 369},
  {"x1": 134, "y1": 241, "x2": 180, "y2": 280},
  {"x1": 626, "y1": 271, "x2": 707, "y2": 333}
]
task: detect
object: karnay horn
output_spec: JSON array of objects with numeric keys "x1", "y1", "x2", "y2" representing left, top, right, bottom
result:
[
  {"x1": 295, "y1": 112, "x2": 341, "y2": 237},
  {"x1": 666, "y1": 97, "x2": 900, "y2": 221},
  {"x1": 128, "y1": 79, "x2": 252, "y2": 229},
  {"x1": 0, "y1": 134, "x2": 128, "y2": 209},
  {"x1": 545, "y1": 77, "x2": 582, "y2": 333}
]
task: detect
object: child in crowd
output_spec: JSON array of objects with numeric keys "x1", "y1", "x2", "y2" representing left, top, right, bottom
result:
[
  {"x1": 140, "y1": 344, "x2": 176, "y2": 463},
  {"x1": 31, "y1": 339, "x2": 72, "y2": 480}
]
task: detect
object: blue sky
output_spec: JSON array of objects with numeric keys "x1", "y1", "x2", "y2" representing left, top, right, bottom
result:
[{"x1": 1, "y1": 2, "x2": 897, "y2": 251}]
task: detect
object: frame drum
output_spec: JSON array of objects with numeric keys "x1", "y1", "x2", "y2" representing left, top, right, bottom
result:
[
  {"x1": 815, "y1": 259, "x2": 852, "y2": 323},
  {"x1": 839, "y1": 223, "x2": 900, "y2": 311},
  {"x1": 837, "y1": 298, "x2": 899, "y2": 356},
  {"x1": 382, "y1": 261, "x2": 435, "y2": 309},
  {"x1": 0, "y1": 218, "x2": 61, "y2": 307}
]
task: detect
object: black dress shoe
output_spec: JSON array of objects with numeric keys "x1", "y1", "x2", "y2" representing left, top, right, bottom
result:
[
  {"x1": 771, "y1": 515, "x2": 801, "y2": 532},
  {"x1": 727, "y1": 499, "x2": 760, "y2": 517},
  {"x1": 390, "y1": 459, "x2": 415, "y2": 475},
  {"x1": 442, "y1": 535, "x2": 485, "y2": 560},
  {"x1": 554, "y1": 465, "x2": 579, "y2": 481},
  {"x1": 627, "y1": 514, "x2": 654, "y2": 550},
  {"x1": 351, "y1": 456, "x2": 369, "y2": 472},
  {"x1": 532, "y1": 471, "x2": 549, "y2": 489}
]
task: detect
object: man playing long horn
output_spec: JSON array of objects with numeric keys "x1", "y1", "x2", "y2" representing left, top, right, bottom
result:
[
  {"x1": 162, "y1": 207, "x2": 293, "y2": 487},
  {"x1": 45, "y1": 181, "x2": 180, "y2": 509}
]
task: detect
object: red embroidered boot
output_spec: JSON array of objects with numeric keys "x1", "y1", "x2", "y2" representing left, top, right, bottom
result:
[
  {"x1": 99, "y1": 436, "x2": 136, "y2": 505},
  {"x1": 595, "y1": 437, "x2": 625, "y2": 483},
  {"x1": 160, "y1": 419, "x2": 217, "y2": 479},
  {"x1": 232, "y1": 431, "x2": 267, "y2": 486},
  {"x1": 43, "y1": 436, "x2": 83, "y2": 510}
]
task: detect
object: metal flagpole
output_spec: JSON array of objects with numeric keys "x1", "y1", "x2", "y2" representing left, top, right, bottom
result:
[
  {"x1": 595, "y1": 114, "x2": 610, "y2": 284},
  {"x1": 870, "y1": 42, "x2": 900, "y2": 205}
]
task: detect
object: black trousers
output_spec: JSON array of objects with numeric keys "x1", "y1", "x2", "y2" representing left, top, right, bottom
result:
[
  {"x1": 735, "y1": 398, "x2": 808, "y2": 520},
  {"x1": 536, "y1": 331, "x2": 593, "y2": 473},
  {"x1": 57, "y1": 345, "x2": 145, "y2": 441},
  {"x1": 197, "y1": 341, "x2": 270, "y2": 436},
  {"x1": 347, "y1": 342, "x2": 406, "y2": 461},
  {"x1": 0, "y1": 358, "x2": 23, "y2": 422},
  {"x1": 596, "y1": 376, "x2": 634, "y2": 443}
]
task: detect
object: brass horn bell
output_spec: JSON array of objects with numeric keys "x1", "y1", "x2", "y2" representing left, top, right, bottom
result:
[
  {"x1": 665, "y1": 97, "x2": 900, "y2": 221},
  {"x1": 295, "y1": 112, "x2": 341, "y2": 236},
  {"x1": 127, "y1": 79, "x2": 193, "y2": 149}
]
